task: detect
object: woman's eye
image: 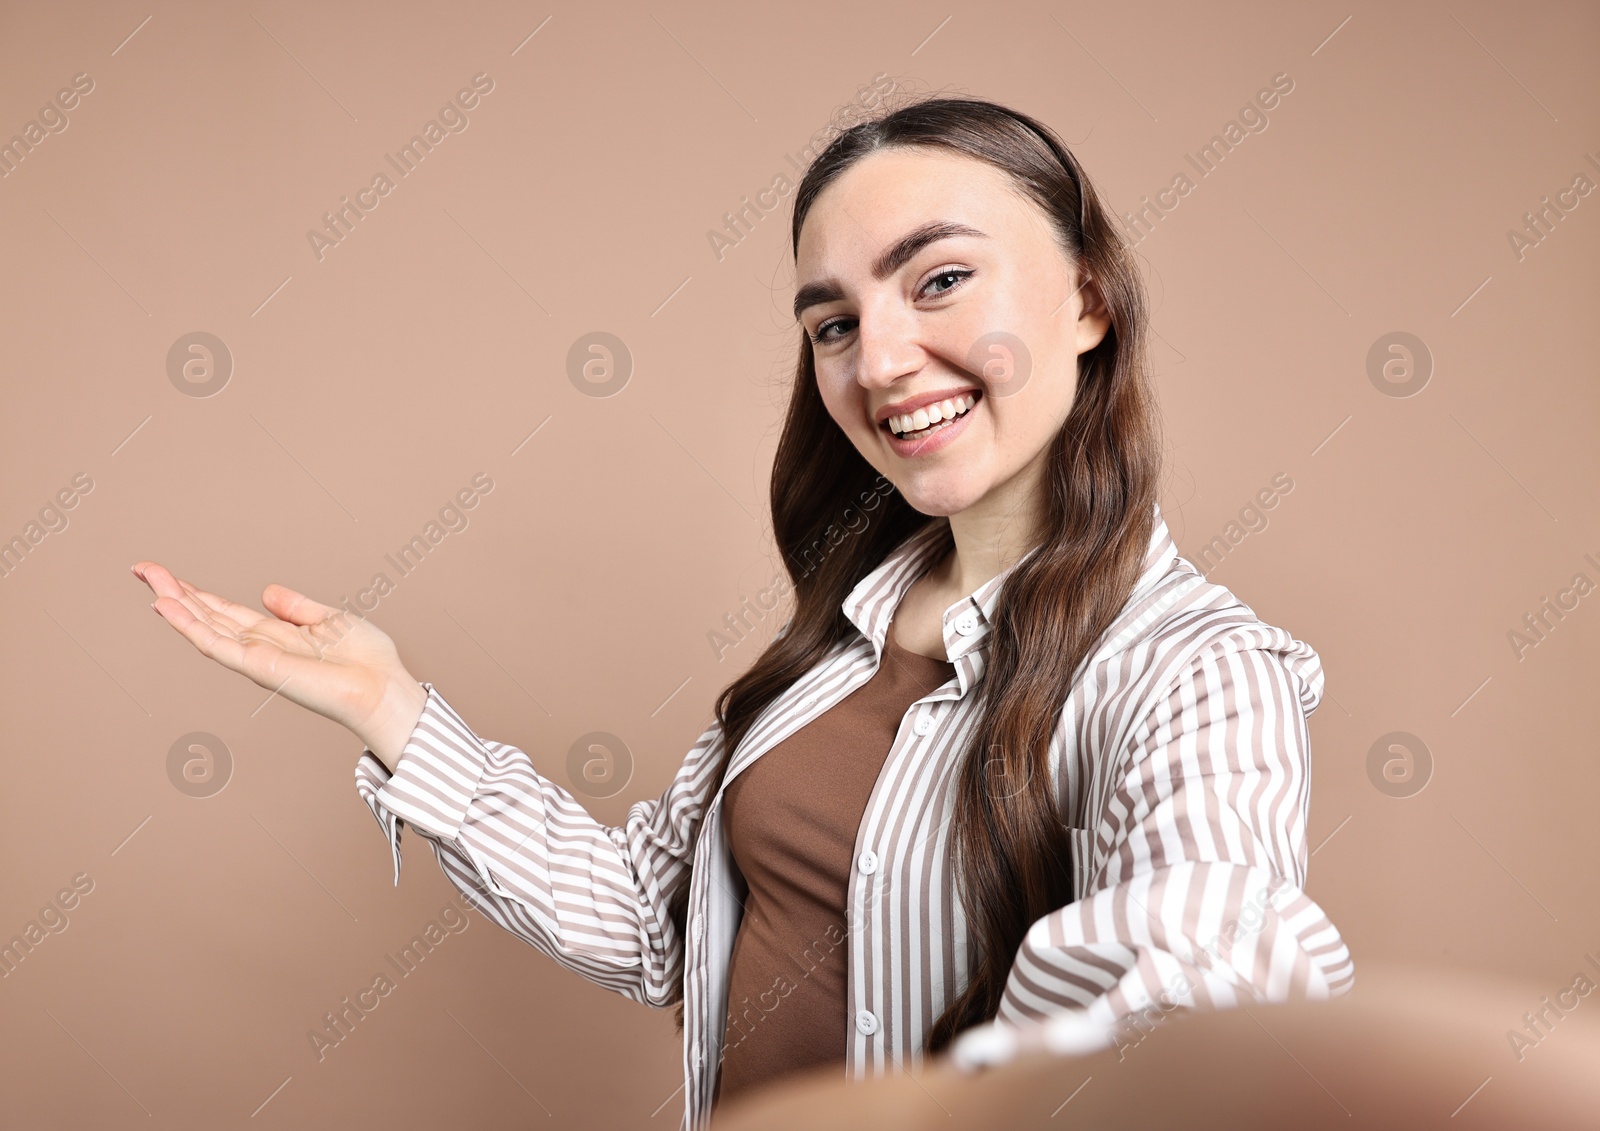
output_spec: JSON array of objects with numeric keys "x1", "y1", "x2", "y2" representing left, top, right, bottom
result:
[
  {"x1": 807, "y1": 269, "x2": 972, "y2": 344},
  {"x1": 811, "y1": 318, "x2": 854, "y2": 344},
  {"x1": 923, "y1": 268, "x2": 973, "y2": 297}
]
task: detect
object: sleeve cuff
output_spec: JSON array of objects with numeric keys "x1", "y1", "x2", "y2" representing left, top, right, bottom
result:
[{"x1": 352, "y1": 681, "x2": 495, "y2": 886}]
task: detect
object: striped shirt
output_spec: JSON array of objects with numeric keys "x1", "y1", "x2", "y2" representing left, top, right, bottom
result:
[{"x1": 353, "y1": 501, "x2": 1354, "y2": 1130}]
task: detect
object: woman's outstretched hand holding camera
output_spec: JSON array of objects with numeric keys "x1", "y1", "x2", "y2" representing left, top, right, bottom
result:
[{"x1": 132, "y1": 561, "x2": 428, "y2": 772}]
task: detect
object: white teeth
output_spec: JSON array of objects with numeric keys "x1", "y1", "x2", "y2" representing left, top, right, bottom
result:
[{"x1": 888, "y1": 394, "x2": 975, "y2": 437}]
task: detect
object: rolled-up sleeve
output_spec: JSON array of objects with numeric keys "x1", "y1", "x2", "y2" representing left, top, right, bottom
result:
[
  {"x1": 353, "y1": 681, "x2": 725, "y2": 1008},
  {"x1": 996, "y1": 642, "x2": 1354, "y2": 1036}
]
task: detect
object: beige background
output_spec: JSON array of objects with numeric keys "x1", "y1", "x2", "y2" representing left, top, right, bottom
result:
[{"x1": 0, "y1": 0, "x2": 1595, "y2": 1126}]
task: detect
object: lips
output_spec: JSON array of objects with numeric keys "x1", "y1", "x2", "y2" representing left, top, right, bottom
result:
[
  {"x1": 882, "y1": 390, "x2": 980, "y2": 459},
  {"x1": 884, "y1": 392, "x2": 978, "y2": 438},
  {"x1": 874, "y1": 386, "x2": 982, "y2": 428}
]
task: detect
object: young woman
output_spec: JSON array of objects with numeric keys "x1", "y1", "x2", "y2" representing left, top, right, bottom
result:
[{"x1": 134, "y1": 96, "x2": 1352, "y2": 1129}]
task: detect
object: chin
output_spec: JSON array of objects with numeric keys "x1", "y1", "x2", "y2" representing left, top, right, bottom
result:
[{"x1": 895, "y1": 480, "x2": 986, "y2": 519}]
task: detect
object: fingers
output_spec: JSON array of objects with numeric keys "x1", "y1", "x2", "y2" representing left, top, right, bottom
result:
[
  {"x1": 151, "y1": 589, "x2": 251, "y2": 670},
  {"x1": 261, "y1": 582, "x2": 342, "y2": 628},
  {"x1": 137, "y1": 563, "x2": 348, "y2": 664},
  {"x1": 178, "y1": 578, "x2": 269, "y2": 631},
  {"x1": 152, "y1": 589, "x2": 250, "y2": 643},
  {"x1": 136, "y1": 561, "x2": 353, "y2": 704},
  {"x1": 131, "y1": 560, "x2": 187, "y2": 602},
  {"x1": 152, "y1": 594, "x2": 317, "y2": 695},
  {"x1": 135, "y1": 563, "x2": 256, "y2": 638},
  {"x1": 138, "y1": 564, "x2": 311, "y2": 640}
]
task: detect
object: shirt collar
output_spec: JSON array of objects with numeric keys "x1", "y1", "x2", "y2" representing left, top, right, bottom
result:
[{"x1": 841, "y1": 501, "x2": 1178, "y2": 664}]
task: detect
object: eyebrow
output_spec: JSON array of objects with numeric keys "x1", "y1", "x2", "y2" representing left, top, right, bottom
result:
[{"x1": 791, "y1": 220, "x2": 989, "y2": 322}]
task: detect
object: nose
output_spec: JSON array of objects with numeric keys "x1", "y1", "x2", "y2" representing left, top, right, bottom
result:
[{"x1": 853, "y1": 297, "x2": 925, "y2": 393}]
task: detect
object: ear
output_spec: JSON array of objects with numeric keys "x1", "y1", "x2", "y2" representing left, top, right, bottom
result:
[{"x1": 1072, "y1": 272, "x2": 1112, "y2": 355}]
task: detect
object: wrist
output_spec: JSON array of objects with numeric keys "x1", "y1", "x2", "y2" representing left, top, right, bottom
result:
[{"x1": 362, "y1": 676, "x2": 430, "y2": 774}]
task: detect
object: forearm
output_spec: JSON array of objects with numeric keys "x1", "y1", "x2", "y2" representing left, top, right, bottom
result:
[
  {"x1": 358, "y1": 676, "x2": 430, "y2": 773},
  {"x1": 996, "y1": 862, "x2": 1352, "y2": 1027},
  {"x1": 994, "y1": 644, "x2": 1351, "y2": 1028},
  {"x1": 353, "y1": 682, "x2": 721, "y2": 1005}
]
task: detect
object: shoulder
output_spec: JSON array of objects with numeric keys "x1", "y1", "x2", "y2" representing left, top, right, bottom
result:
[{"x1": 1087, "y1": 544, "x2": 1325, "y2": 720}]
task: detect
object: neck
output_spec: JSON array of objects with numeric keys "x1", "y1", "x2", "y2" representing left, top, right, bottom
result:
[{"x1": 937, "y1": 452, "x2": 1048, "y2": 600}]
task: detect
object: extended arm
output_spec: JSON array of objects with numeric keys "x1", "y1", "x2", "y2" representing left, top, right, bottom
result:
[
  {"x1": 994, "y1": 642, "x2": 1353, "y2": 1045},
  {"x1": 354, "y1": 682, "x2": 726, "y2": 1008}
]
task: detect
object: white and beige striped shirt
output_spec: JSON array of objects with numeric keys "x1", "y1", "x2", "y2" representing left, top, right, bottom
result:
[{"x1": 353, "y1": 501, "x2": 1353, "y2": 1129}]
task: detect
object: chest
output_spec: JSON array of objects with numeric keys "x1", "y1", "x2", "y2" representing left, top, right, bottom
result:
[
  {"x1": 884, "y1": 571, "x2": 959, "y2": 661},
  {"x1": 721, "y1": 634, "x2": 956, "y2": 897}
]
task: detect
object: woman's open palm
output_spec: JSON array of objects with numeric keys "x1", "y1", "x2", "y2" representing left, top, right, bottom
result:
[{"x1": 132, "y1": 560, "x2": 420, "y2": 750}]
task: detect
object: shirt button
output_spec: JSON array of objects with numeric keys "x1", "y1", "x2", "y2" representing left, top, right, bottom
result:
[
  {"x1": 913, "y1": 714, "x2": 934, "y2": 736},
  {"x1": 955, "y1": 612, "x2": 979, "y2": 636},
  {"x1": 801, "y1": 695, "x2": 816, "y2": 710},
  {"x1": 691, "y1": 914, "x2": 704, "y2": 944},
  {"x1": 856, "y1": 1009, "x2": 879, "y2": 1036},
  {"x1": 857, "y1": 850, "x2": 878, "y2": 875}
]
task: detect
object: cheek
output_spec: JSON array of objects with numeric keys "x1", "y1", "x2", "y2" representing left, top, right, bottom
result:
[
  {"x1": 1012, "y1": 354, "x2": 1077, "y2": 424},
  {"x1": 986, "y1": 379, "x2": 1060, "y2": 455},
  {"x1": 815, "y1": 366, "x2": 860, "y2": 426}
]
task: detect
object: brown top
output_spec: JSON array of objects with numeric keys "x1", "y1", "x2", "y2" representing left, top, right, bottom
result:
[{"x1": 712, "y1": 623, "x2": 956, "y2": 1109}]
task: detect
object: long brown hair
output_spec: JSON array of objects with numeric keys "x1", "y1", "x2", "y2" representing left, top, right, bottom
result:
[{"x1": 670, "y1": 95, "x2": 1162, "y2": 1052}]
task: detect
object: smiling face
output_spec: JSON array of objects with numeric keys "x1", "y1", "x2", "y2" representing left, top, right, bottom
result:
[{"x1": 794, "y1": 146, "x2": 1110, "y2": 527}]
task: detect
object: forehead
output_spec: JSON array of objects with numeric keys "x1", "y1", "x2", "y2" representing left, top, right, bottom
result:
[{"x1": 794, "y1": 146, "x2": 1037, "y2": 272}]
